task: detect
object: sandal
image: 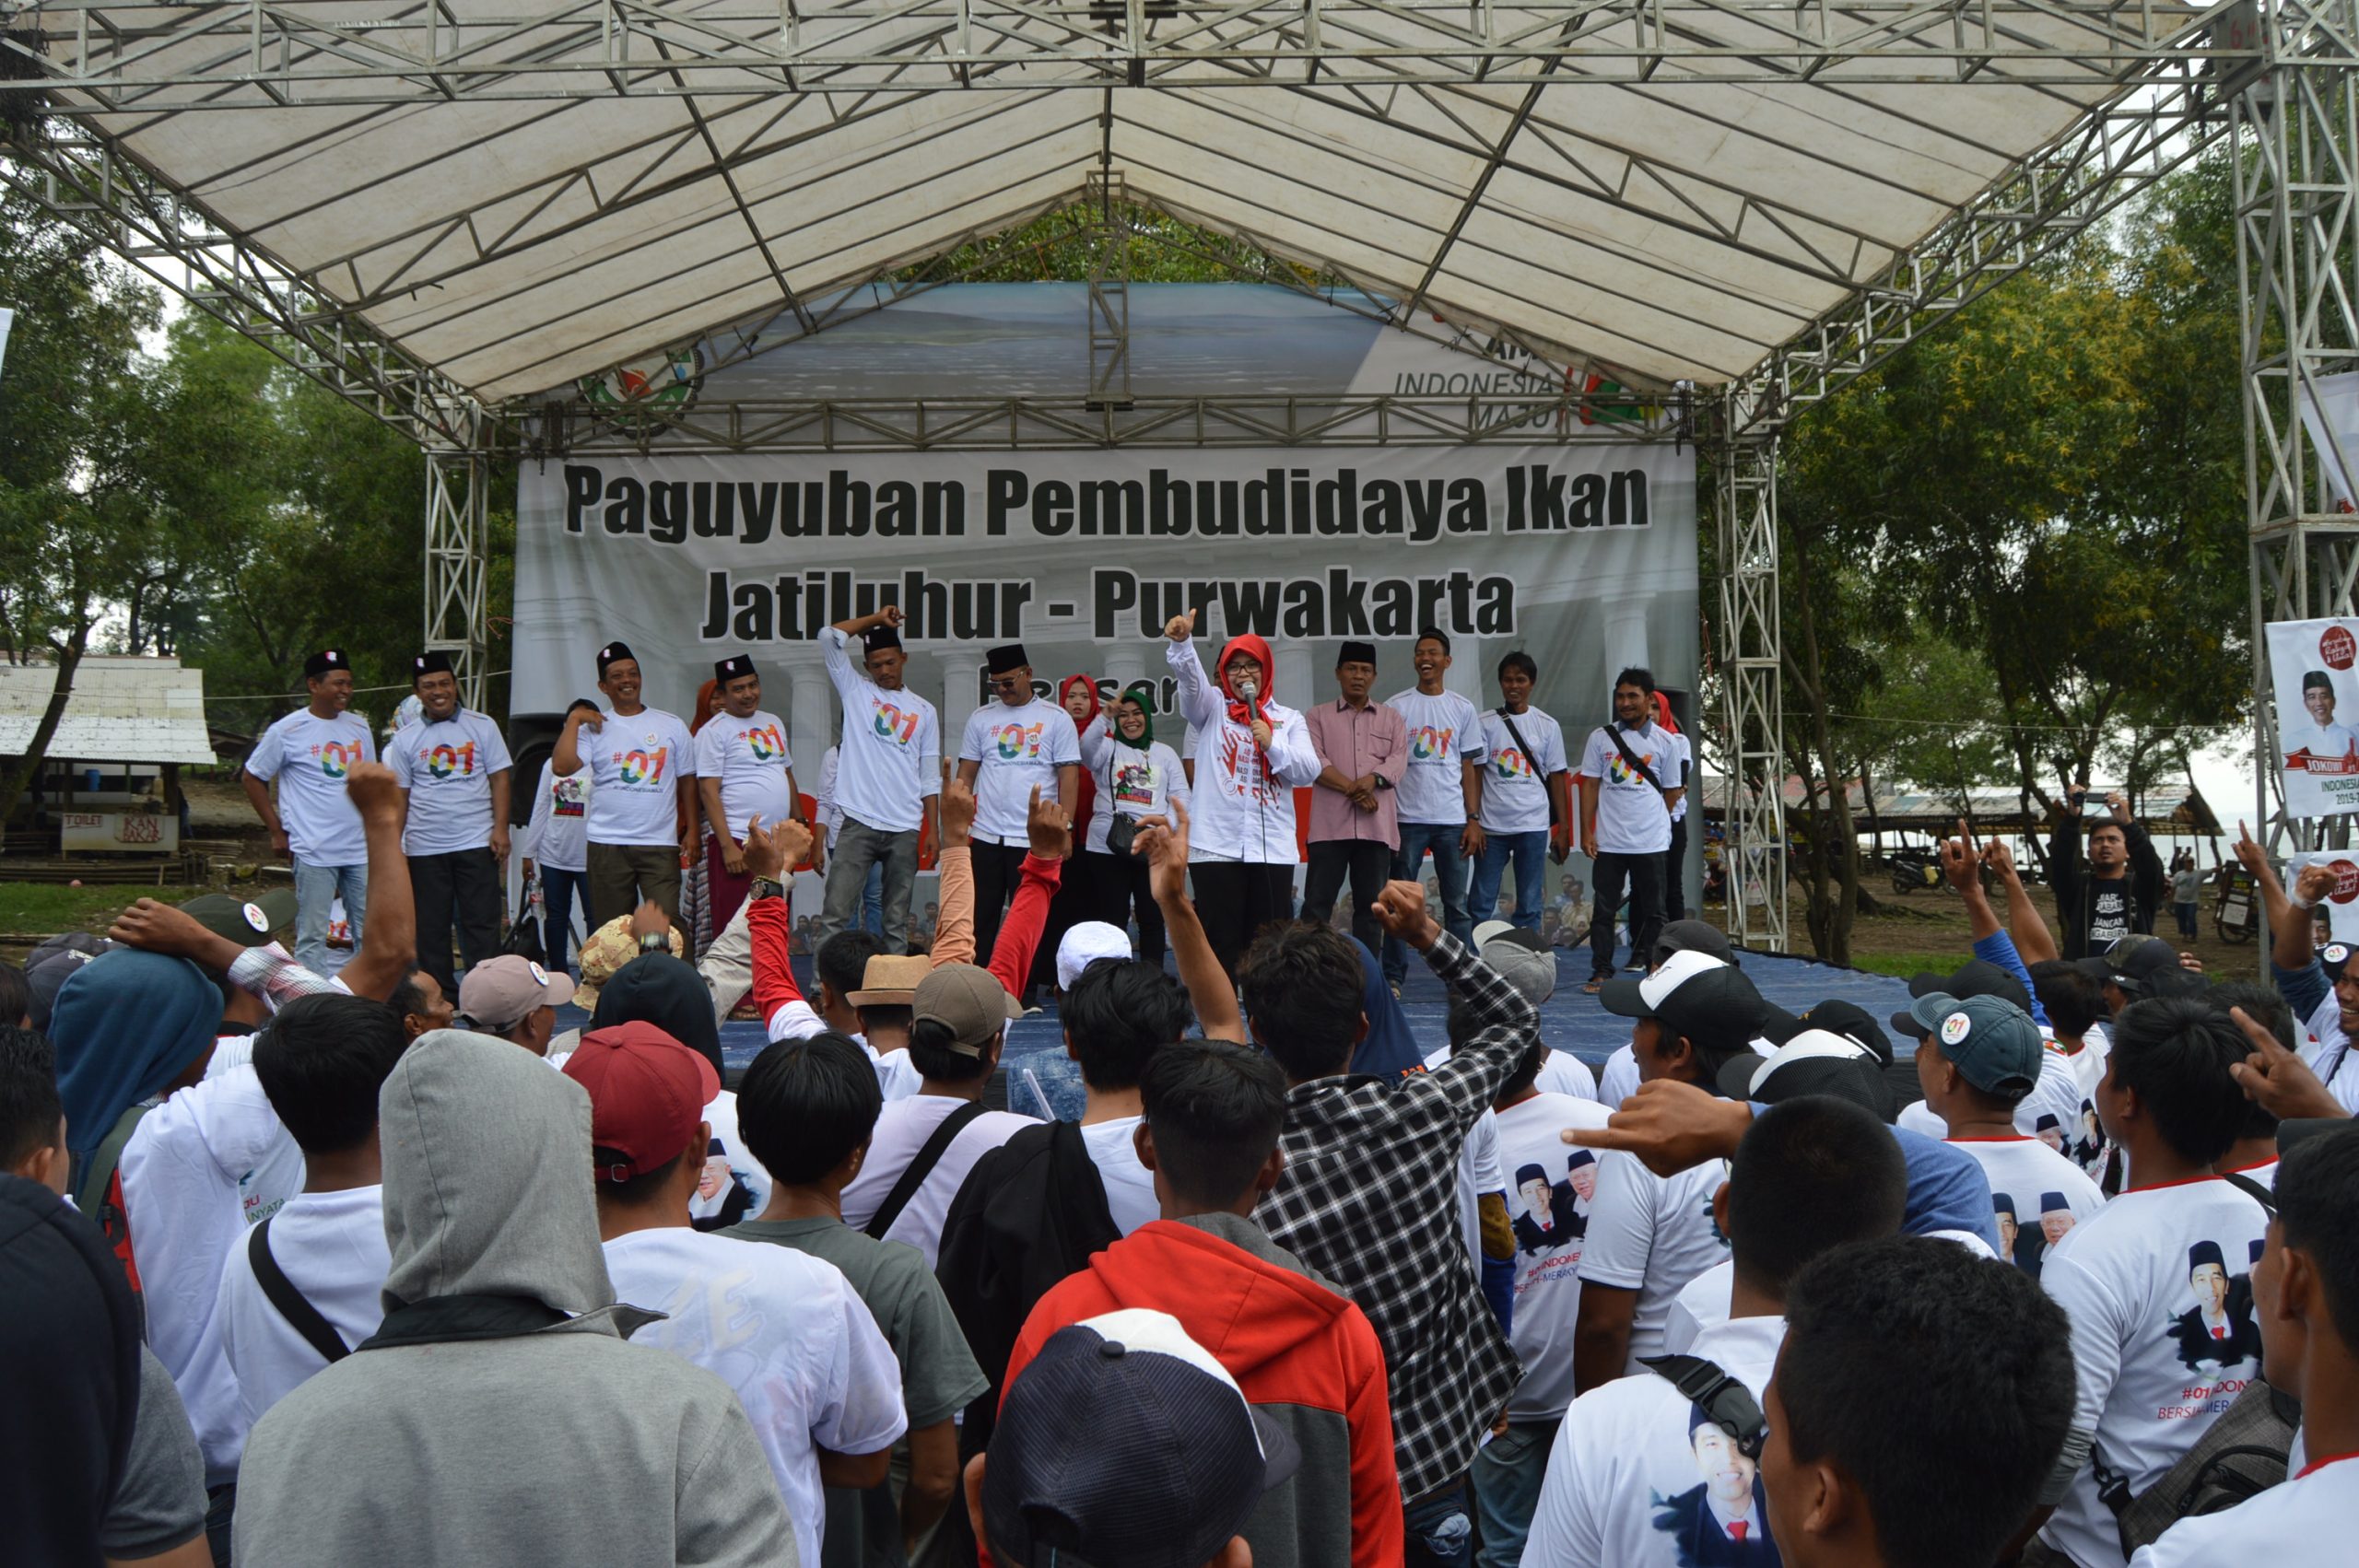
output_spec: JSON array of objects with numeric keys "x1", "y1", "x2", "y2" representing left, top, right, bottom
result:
[{"x1": 1582, "y1": 975, "x2": 1608, "y2": 995}]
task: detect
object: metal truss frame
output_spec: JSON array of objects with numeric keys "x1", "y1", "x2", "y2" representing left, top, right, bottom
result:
[
  {"x1": 425, "y1": 439, "x2": 494, "y2": 708},
  {"x1": 0, "y1": 0, "x2": 2242, "y2": 105},
  {"x1": 2239, "y1": 0, "x2": 2359, "y2": 873},
  {"x1": 1711, "y1": 394, "x2": 1788, "y2": 953}
]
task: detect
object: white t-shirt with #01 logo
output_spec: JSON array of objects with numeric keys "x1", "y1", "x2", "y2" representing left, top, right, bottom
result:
[
  {"x1": 1579, "y1": 721, "x2": 1675, "y2": 855},
  {"x1": 385, "y1": 708, "x2": 513, "y2": 856},
  {"x1": 1385, "y1": 688, "x2": 1486, "y2": 826},
  {"x1": 1477, "y1": 706, "x2": 1569, "y2": 836},
  {"x1": 820, "y1": 626, "x2": 942, "y2": 835},
  {"x1": 245, "y1": 709, "x2": 379, "y2": 866},
  {"x1": 959, "y1": 697, "x2": 1082, "y2": 847},
  {"x1": 581, "y1": 708, "x2": 696, "y2": 848},
  {"x1": 692, "y1": 708, "x2": 796, "y2": 841}
]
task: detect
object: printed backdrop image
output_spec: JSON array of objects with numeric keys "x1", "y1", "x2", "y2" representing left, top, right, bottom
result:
[
  {"x1": 2266, "y1": 615, "x2": 2359, "y2": 818},
  {"x1": 517, "y1": 287, "x2": 1698, "y2": 782}
]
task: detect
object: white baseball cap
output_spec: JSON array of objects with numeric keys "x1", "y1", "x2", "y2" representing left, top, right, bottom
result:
[{"x1": 1056, "y1": 921, "x2": 1134, "y2": 991}]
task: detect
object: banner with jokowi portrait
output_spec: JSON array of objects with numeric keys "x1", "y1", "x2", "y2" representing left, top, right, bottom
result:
[{"x1": 2268, "y1": 616, "x2": 2359, "y2": 816}]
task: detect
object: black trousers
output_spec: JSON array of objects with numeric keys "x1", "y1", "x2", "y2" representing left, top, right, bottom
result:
[
  {"x1": 969, "y1": 840, "x2": 1031, "y2": 975},
  {"x1": 1590, "y1": 848, "x2": 1665, "y2": 977},
  {"x1": 1083, "y1": 848, "x2": 1168, "y2": 967},
  {"x1": 409, "y1": 848, "x2": 502, "y2": 995},
  {"x1": 1301, "y1": 839, "x2": 1391, "y2": 957},
  {"x1": 1664, "y1": 815, "x2": 1690, "y2": 924},
  {"x1": 1191, "y1": 861, "x2": 1297, "y2": 985}
]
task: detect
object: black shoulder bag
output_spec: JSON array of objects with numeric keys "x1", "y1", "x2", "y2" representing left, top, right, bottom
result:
[
  {"x1": 1642, "y1": 1352, "x2": 1767, "y2": 1458},
  {"x1": 865, "y1": 1101, "x2": 990, "y2": 1239},
  {"x1": 1496, "y1": 708, "x2": 1560, "y2": 827},
  {"x1": 247, "y1": 1213, "x2": 352, "y2": 1365}
]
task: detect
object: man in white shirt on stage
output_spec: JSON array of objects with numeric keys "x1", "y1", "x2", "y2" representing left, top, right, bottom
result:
[
  {"x1": 552, "y1": 640, "x2": 698, "y2": 931},
  {"x1": 693, "y1": 652, "x2": 802, "y2": 936},
  {"x1": 957, "y1": 642, "x2": 1080, "y2": 973},
  {"x1": 2285, "y1": 670, "x2": 2359, "y2": 771},
  {"x1": 1577, "y1": 666, "x2": 1684, "y2": 992},
  {"x1": 385, "y1": 650, "x2": 513, "y2": 996},
  {"x1": 1383, "y1": 629, "x2": 1488, "y2": 991},
  {"x1": 244, "y1": 648, "x2": 378, "y2": 972},
  {"x1": 816, "y1": 607, "x2": 942, "y2": 955}
]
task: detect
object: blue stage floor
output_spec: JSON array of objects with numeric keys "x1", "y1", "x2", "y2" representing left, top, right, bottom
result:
[{"x1": 555, "y1": 941, "x2": 1921, "y2": 1124}]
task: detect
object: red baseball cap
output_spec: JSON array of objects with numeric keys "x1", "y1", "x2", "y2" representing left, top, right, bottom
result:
[{"x1": 560, "y1": 1021, "x2": 719, "y2": 1183}]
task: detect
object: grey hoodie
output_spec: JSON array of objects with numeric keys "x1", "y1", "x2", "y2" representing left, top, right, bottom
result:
[{"x1": 231, "y1": 1030, "x2": 797, "y2": 1568}]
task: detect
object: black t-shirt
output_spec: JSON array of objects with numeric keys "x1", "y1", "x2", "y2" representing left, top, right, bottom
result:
[{"x1": 2088, "y1": 878, "x2": 2132, "y2": 946}]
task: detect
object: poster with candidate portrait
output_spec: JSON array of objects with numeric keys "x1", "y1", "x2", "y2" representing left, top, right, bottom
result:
[
  {"x1": 2283, "y1": 850, "x2": 2359, "y2": 945},
  {"x1": 2266, "y1": 616, "x2": 2359, "y2": 817}
]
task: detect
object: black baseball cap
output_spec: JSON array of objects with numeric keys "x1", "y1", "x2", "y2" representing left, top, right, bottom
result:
[
  {"x1": 182, "y1": 892, "x2": 298, "y2": 949},
  {"x1": 1602, "y1": 951, "x2": 1770, "y2": 1060},
  {"x1": 1717, "y1": 1029, "x2": 1897, "y2": 1121},
  {"x1": 983, "y1": 1309, "x2": 1299, "y2": 1568},
  {"x1": 2107, "y1": 936, "x2": 2206, "y2": 998},
  {"x1": 2321, "y1": 941, "x2": 2353, "y2": 982},
  {"x1": 1907, "y1": 957, "x2": 2035, "y2": 1016},
  {"x1": 1765, "y1": 997, "x2": 1892, "y2": 1064},
  {"x1": 1653, "y1": 919, "x2": 1736, "y2": 969}
]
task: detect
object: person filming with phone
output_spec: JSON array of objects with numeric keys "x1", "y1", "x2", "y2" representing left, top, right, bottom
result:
[{"x1": 2048, "y1": 778, "x2": 2165, "y2": 960}]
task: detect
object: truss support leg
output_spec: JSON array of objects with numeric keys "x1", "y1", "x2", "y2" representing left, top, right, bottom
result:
[
  {"x1": 424, "y1": 442, "x2": 491, "y2": 711},
  {"x1": 1714, "y1": 400, "x2": 1789, "y2": 953},
  {"x1": 1085, "y1": 170, "x2": 1133, "y2": 412},
  {"x1": 2237, "y1": 29, "x2": 2359, "y2": 910}
]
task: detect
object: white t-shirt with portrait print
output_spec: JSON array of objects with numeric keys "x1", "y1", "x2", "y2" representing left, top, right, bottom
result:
[
  {"x1": 1577, "y1": 1147, "x2": 1733, "y2": 1373},
  {"x1": 2037, "y1": 1177, "x2": 2274, "y2": 1568},
  {"x1": 1477, "y1": 706, "x2": 1569, "y2": 836},
  {"x1": 1385, "y1": 688, "x2": 1486, "y2": 825},
  {"x1": 1077, "y1": 716, "x2": 1191, "y2": 857},
  {"x1": 522, "y1": 760, "x2": 592, "y2": 873},
  {"x1": 1579, "y1": 722, "x2": 1675, "y2": 855},
  {"x1": 602, "y1": 1226, "x2": 909, "y2": 1568},
  {"x1": 579, "y1": 707, "x2": 696, "y2": 848},
  {"x1": 1522, "y1": 1314, "x2": 1788, "y2": 1568},
  {"x1": 960, "y1": 697, "x2": 1083, "y2": 847},
  {"x1": 1946, "y1": 1135, "x2": 2106, "y2": 1277},
  {"x1": 819, "y1": 626, "x2": 942, "y2": 835},
  {"x1": 1496, "y1": 1091, "x2": 1614, "y2": 1421},
  {"x1": 1896, "y1": 1047, "x2": 2085, "y2": 1153},
  {"x1": 245, "y1": 708, "x2": 378, "y2": 866},
  {"x1": 692, "y1": 708, "x2": 796, "y2": 841}
]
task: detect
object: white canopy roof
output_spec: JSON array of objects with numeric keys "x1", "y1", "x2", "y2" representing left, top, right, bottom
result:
[{"x1": 38, "y1": 0, "x2": 2203, "y2": 405}]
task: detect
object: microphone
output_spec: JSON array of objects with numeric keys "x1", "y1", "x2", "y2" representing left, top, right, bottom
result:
[{"x1": 1235, "y1": 674, "x2": 1259, "y2": 702}]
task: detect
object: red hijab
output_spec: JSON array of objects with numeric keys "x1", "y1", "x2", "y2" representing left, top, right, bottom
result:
[
  {"x1": 1216, "y1": 634, "x2": 1275, "y2": 726},
  {"x1": 1651, "y1": 690, "x2": 1681, "y2": 735},
  {"x1": 1059, "y1": 674, "x2": 1101, "y2": 831}
]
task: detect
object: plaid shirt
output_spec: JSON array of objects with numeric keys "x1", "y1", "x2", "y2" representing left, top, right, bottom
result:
[
  {"x1": 227, "y1": 943, "x2": 343, "y2": 1009},
  {"x1": 1258, "y1": 930, "x2": 1536, "y2": 1501}
]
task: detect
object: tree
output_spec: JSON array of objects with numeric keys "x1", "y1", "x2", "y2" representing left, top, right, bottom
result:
[{"x1": 0, "y1": 189, "x2": 168, "y2": 813}]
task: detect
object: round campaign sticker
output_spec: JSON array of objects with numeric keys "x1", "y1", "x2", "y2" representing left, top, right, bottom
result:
[
  {"x1": 2332, "y1": 860, "x2": 2359, "y2": 904},
  {"x1": 2326, "y1": 943, "x2": 2352, "y2": 965},
  {"x1": 1940, "y1": 1012, "x2": 1972, "y2": 1046},
  {"x1": 528, "y1": 961, "x2": 550, "y2": 987},
  {"x1": 2322, "y1": 624, "x2": 2358, "y2": 671},
  {"x1": 241, "y1": 902, "x2": 269, "y2": 933}
]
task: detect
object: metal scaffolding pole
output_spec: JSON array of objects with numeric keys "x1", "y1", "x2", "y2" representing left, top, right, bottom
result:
[
  {"x1": 1714, "y1": 393, "x2": 1789, "y2": 952},
  {"x1": 2237, "y1": 0, "x2": 2359, "y2": 870},
  {"x1": 1084, "y1": 170, "x2": 1133, "y2": 412},
  {"x1": 424, "y1": 440, "x2": 491, "y2": 711}
]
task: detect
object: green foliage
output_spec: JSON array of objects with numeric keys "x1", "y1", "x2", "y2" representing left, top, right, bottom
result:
[{"x1": 902, "y1": 199, "x2": 1332, "y2": 287}]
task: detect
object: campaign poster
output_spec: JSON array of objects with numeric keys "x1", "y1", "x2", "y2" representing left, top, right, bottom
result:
[{"x1": 2266, "y1": 615, "x2": 2359, "y2": 817}]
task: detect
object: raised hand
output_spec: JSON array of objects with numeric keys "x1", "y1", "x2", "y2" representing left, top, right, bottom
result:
[
  {"x1": 344, "y1": 760, "x2": 403, "y2": 823},
  {"x1": 1371, "y1": 878, "x2": 1441, "y2": 949},
  {"x1": 773, "y1": 815, "x2": 814, "y2": 873},
  {"x1": 630, "y1": 900, "x2": 671, "y2": 942},
  {"x1": 1026, "y1": 783, "x2": 1073, "y2": 861},
  {"x1": 1164, "y1": 605, "x2": 1198, "y2": 642},
  {"x1": 940, "y1": 778, "x2": 978, "y2": 848},
  {"x1": 1562, "y1": 1078, "x2": 1755, "y2": 1178},
  {"x1": 743, "y1": 816, "x2": 785, "y2": 882},
  {"x1": 1939, "y1": 817, "x2": 1979, "y2": 891},
  {"x1": 2226, "y1": 1004, "x2": 2350, "y2": 1122},
  {"x1": 1137, "y1": 800, "x2": 1192, "y2": 905},
  {"x1": 1980, "y1": 837, "x2": 2019, "y2": 880},
  {"x1": 109, "y1": 896, "x2": 226, "y2": 962},
  {"x1": 2295, "y1": 860, "x2": 2338, "y2": 906},
  {"x1": 2233, "y1": 821, "x2": 2274, "y2": 882}
]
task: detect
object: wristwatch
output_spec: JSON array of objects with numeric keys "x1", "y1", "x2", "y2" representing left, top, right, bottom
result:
[
  {"x1": 637, "y1": 930, "x2": 668, "y2": 954},
  {"x1": 750, "y1": 877, "x2": 785, "y2": 902}
]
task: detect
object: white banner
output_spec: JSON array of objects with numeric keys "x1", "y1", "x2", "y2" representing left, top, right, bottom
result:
[
  {"x1": 515, "y1": 445, "x2": 1697, "y2": 769},
  {"x1": 2287, "y1": 851, "x2": 2359, "y2": 945},
  {"x1": 2297, "y1": 369, "x2": 2359, "y2": 509},
  {"x1": 2267, "y1": 615, "x2": 2359, "y2": 818},
  {"x1": 0, "y1": 308, "x2": 13, "y2": 380}
]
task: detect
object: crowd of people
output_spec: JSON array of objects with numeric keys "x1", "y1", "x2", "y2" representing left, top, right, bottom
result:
[{"x1": 5, "y1": 622, "x2": 2356, "y2": 1568}]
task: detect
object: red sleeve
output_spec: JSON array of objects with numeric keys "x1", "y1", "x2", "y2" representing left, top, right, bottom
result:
[
  {"x1": 749, "y1": 895, "x2": 804, "y2": 1024},
  {"x1": 987, "y1": 852, "x2": 1062, "y2": 999},
  {"x1": 1341, "y1": 1305, "x2": 1403, "y2": 1568}
]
